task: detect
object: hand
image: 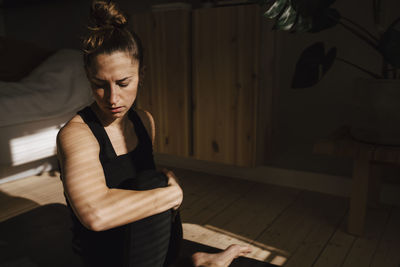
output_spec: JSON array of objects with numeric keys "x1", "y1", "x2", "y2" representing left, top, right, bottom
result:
[
  {"x1": 162, "y1": 168, "x2": 180, "y2": 186},
  {"x1": 162, "y1": 168, "x2": 183, "y2": 210}
]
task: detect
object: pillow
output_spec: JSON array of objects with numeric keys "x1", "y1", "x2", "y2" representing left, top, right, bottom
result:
[{"x1": 0, "y1": 37, "x2": 54, "y2": 81}]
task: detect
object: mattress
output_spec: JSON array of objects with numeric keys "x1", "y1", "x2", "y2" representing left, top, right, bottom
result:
[
  {"x1": 0, "y1": 49, "x2": 93, "y2": 166},
  {"x1": 0, "y1": 49, "x2": 93, "y2": 127}
]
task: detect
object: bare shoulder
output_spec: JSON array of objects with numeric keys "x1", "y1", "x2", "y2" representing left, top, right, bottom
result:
[
  {"x1": 58, "y1": 114, "x2": 90, "y2": 141},
  {"x1": 135, "y1": 108, "x2": 155, "y2": 144},
  {"x1": 57, "y1": 114, "x2": 99, "y2": 157}
]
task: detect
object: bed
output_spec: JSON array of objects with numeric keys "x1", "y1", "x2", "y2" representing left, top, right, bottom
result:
[{"x1": 0, "y1": 38, "x2": 93, "y2": 183}]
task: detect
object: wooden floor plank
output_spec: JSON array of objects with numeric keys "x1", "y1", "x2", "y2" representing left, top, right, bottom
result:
[
  {"x1": 0, "y1": 197, "x2": 39, "y2": 222},
  {"x1": 201, "y1": 183, "x2": 300, "y2": 264},
  {"x1": 0, "y1": 173, "x2": 64, "y2": 203},
  {"x1": 313, "y1": 217, "x2": 356, "y2": 267},
  {"x1": 180, "y1": 173, "x2": 254, "y2": 225},
  {"x1": 207, "y1": 183, "x2": 300, "y2": 241},
  {"x1": 284, "y1": 209, "x2": 347, "y2": 267},
  {"x1": 1, "y1": 168, "x2": 400, "y2": 266},
  {"x1": 0, "y1": 173, "x2": 65, "y2": 221},
  {"x1": 341, "y1": 206, "x2": 391, "y2": 267},
  {"x1": 370, "y1": 206, "x2": 400, "y2": 267},
  {"x1": 174, "y1": 169, "x2": 224, "y2": 210},
  {"x1": 254, "y1": 191, "x2": 348, "y2": 266}
]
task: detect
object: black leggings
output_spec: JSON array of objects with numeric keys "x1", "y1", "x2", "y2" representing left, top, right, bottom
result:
[{"x1": 76, "y1": 170, "x2": 183, "y2": 267}]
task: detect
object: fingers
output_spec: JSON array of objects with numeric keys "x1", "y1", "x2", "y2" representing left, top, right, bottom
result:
[
  {"x1": 161, "y1": 168, "x2": 174, "y2": 174},
  {"x1": 161, "y1": 168, "x2": 175, "y2": 179},
  {"x1": 161, "y1": 168, "x2": 183, "y2": 209},
  {"x1": 162, "y1": 168, "x2": 180, "y2": 185},
  {"x1": 161, "y1": 168, "x2": 171, "y2": 175}
]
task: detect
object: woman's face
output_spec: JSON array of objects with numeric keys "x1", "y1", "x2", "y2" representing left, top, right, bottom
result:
[{"x1": 88, "y1": 51, "x2": 139, "y2": 120}]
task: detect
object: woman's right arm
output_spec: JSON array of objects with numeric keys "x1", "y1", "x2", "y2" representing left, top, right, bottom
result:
[{"x1": 57, "y1": 122, "x2": 183, "y2": 232}]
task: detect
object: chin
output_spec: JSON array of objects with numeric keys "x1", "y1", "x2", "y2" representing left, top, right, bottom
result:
[{"x1": 112, "y1": 112, "x2": 125, "y2": 118}]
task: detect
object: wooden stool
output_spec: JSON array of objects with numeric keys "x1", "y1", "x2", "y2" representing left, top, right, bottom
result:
[{"x1": 313, "y1": 126, "x2": 400, "y2": 236}]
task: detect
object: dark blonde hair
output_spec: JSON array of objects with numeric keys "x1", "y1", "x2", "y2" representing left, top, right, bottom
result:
[{"x1": 82, "y1": 1, "x2": 143, "y2": 77}]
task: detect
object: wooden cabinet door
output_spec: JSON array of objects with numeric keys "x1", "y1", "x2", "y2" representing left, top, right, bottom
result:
[
  {"x1": 131, "y1": 10, "x2": 191, "y2": 157},
  {"x1": 192, "y1": 5, "x2": 260, "y2": 166}
]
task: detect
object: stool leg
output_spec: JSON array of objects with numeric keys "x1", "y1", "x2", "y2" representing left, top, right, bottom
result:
[
  {"x1": 348, "y1": 156, "x2": 371, "y2": 236},
  {"x1": 368, "y1": 164, "x2": 381, "y2": 208}
]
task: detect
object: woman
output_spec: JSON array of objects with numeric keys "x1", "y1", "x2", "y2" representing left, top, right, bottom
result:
[{"x1": 57, "y1": 1, "x2": 250, "y2": 266}]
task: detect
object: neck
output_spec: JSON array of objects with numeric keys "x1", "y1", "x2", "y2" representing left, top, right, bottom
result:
[{"x1": 91, "y1": 102, "x2": 129, "y2": 129}]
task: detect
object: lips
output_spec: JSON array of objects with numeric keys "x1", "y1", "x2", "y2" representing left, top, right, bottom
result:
[{"x1": 109, "y1": 106, "x2": 123, "y2": 113}]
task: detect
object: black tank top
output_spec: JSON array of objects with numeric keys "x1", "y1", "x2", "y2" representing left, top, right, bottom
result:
[{"x1": 62, "y1": 106, "x2": 175, "y2": 267}]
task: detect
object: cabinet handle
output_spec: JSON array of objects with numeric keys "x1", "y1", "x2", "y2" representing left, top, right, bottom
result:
[{"x1": 212, "y1": 140, "x2": 219, "y2": 153}]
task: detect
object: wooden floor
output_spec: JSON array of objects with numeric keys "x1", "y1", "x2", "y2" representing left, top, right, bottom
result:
[{"x1": 1, "y1": 167, "x2": 399, "y2": 267}]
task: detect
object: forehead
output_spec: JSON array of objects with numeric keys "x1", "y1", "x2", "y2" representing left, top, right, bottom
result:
[{"x1": 90, "y1": 51, "x2": 139, "y2": 79}]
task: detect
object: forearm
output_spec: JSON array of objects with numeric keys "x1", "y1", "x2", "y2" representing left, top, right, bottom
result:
[{"x1": 85, "y1": 185, "x2": 181, "y2": 231}]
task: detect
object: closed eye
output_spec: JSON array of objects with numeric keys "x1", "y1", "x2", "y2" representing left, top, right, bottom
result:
[{"x1": 118, "y1": 83, "x2": 129, "y2": 87}]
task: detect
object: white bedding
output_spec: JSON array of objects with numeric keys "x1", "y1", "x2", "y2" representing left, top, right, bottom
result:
[
  {"x1": 0, "y1": 49, "x2": 93, "y2": 127},
  {"x1": 0, "y1": 49, "x2": 93, "y2": 168}
]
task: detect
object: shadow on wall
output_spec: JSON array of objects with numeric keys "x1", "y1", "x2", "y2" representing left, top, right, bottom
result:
[{"x1": 2, "y1": 0, "x2": 89, "y2": 50}]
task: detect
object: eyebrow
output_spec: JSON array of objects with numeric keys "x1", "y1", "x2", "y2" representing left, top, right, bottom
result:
[{"x1": 92, "y1": 76, "x2": 132, "y2": 83}]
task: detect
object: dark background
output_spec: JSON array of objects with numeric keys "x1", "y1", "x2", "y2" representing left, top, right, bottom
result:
[{"x1": 1, "y1": 0, "x2": 399, "y2": 198}]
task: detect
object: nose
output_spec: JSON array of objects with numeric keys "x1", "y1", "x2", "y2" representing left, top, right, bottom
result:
[{"x1": 107, "y1": 83, "x2": 120, "y2": 106}]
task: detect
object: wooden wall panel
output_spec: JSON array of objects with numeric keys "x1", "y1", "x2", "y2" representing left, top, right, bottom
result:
[
  {"x1": 257, "y1": 16, "x2": 276, "y2": 165},
  {"x1": 131, "y1": 10, "x2": 191, "y2": 157},
  {"x1": 192, "y1": 5, "x2": 260, "y2": 166}
]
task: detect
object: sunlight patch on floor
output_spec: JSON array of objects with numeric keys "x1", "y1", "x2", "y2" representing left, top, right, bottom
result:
[
  {"x1": 182, "y1": 223, "x2": 289, "y2": 266},
  {"x1": 0, "y1": 173, "x2": 65, "y2": 214}
]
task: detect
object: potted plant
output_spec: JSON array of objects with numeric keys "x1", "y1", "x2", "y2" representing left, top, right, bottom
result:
[{"x1": 257, "y1": 0, "x2": 400, "y2": 145}]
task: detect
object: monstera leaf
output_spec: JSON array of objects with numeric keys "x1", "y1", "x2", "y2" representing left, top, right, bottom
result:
[
  {"x1": 291, "y1": 42, "x2": 337, "y2": 88},
  {"x1": 260, "y1": 0, "x2": 340, "y2": 32},
  {"x1": 258, "y1": 0, "x2": 400, "y2": 86}
]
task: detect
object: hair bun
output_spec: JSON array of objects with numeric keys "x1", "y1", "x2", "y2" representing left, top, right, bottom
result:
[{"x1": 90, "y1": 1, "x2": 127, "y2": 29}]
